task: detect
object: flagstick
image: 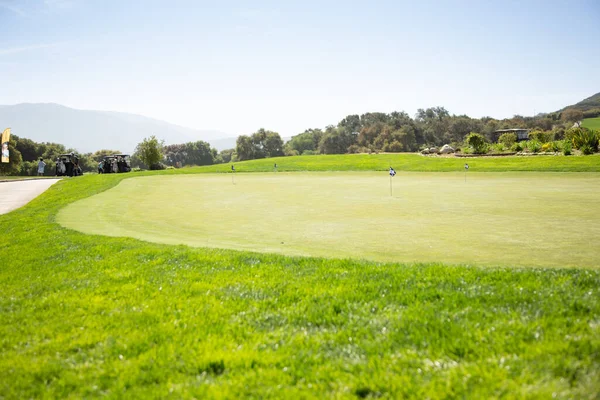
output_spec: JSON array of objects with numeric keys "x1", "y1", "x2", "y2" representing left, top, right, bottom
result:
[
  {"x1": 464, "y1": 169, "x2": 466, "y2": 183},
  {"x1": 390, "y1": 175, "x2": 392, "y2": 197}
]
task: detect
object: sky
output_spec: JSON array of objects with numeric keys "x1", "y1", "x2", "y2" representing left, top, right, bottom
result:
[{"x1": 1, "y1": 0, "x2": 599, "y2": 138}]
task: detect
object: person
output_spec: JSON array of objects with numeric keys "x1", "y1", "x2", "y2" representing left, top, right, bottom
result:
[
  {"x1": 37, "y1": 158, "x2": 46, "y2": 176},
  {"x1": 98, "y1": 161, "x2": 104, "y2": 174}
]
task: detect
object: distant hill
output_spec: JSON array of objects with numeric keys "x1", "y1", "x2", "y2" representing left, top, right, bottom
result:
[
  {"x1": 0, "y1": 103, "x2": 232, "y2": 153},
  {"x1": 559, "y1": 92, "x2": 600, "y2": 112}
]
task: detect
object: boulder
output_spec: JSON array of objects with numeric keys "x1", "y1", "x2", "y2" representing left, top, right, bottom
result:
[
  {"x1": 429, "y1": 147, "x2": 438, "y2": 154},
  {"x1": 421, "y1": 148, "x2": 430, "y2": 154},
  {"x1": 439, "y1": 144, "x2": 455, "y2": 154}
]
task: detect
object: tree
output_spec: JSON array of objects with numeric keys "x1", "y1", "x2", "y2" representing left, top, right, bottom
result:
[
  {"x1": 286, "y1": 129, "x2": 323, "y2": 154},
  {"x1": 135, "y1": 135, "x2": 164, "y2": 169},
  {"x1": 235, "y1": 135, "x2": 254, "y2": 161},
  {"x1": 465, "y1": 132, "x2": 488, "y2": 154},
  {"x1": 235, "y1": 129, "x2": 284, "y2": 161},
  {"x1": 498, "y1": 132, "x2": 517, "y2": 147},
  {"x1": 91, "y1": 149, "x2": 122, "y2": 163},
  {"x1": 219, "y1": 148, "x2": 235, "y2": 163},
  {"x1": 561, "y1": 109, "x2": 584, "y2": 126},
  {"x1": 318, "y1": 126, "x2": 357, "y2": 154}
]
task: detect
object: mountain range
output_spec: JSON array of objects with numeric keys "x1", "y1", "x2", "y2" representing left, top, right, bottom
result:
[
  {"x1": 0, "y1": 103, "x2": 237, "y2": 153},
  {"x1": 559, "y1": 92, "x2": 600, "y2": 112}
]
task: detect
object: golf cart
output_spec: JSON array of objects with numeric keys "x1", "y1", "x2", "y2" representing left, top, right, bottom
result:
[
  {"x1": 56, "y1": 153, "x2": 83, "y2": 177},
  {"x1": 99, "y1": 154, "x2": 131, "y2": 174}
]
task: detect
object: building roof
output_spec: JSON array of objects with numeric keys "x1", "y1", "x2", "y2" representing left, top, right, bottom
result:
[{"x1": 493, "y1": 128, "x2": 529, "y2": 132}]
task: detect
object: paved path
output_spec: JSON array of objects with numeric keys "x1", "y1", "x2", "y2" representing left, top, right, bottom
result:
[{"x1": 0, "y1": 179, "x2": 60, "y2": 215}]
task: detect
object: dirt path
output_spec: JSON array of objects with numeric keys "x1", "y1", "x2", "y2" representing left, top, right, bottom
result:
[{"x1": 0, "y1": 179, "x2": 60, "y2": 215}]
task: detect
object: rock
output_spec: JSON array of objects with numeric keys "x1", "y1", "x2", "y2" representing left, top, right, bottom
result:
[
  {"x1": 429, "y1": 147, "x2": 438, "y2": 154},
  {"x1": 421, "y1": 149, "x2": 430, "y2": 154},
  {"x1": 439, "y1": 144, "x2": 455, "y2": 154}
]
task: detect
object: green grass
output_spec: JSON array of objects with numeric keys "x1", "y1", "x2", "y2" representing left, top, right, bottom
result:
[
  {"x1": 187, "y1": 153, "x2": 600, "y2": 173},
  {"x1": 581, "y1": 117, "x2": 600, "y2": 131},
  {"x1": 1, "y1": 167, "x2": 599, "y2": 398},
  {"x1": 58, "y1": 172, "x2": 600, "y2": 268}
]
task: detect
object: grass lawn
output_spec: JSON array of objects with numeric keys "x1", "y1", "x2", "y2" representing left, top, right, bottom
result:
[
  {"x1": 181, "y1": 153, "x2": 600, "y2": 173},
  {"x1": 1, "y1": 161, "x2": 599, "y2": 398},
  {"x1": 581, "y1": 117, "x2": 600, "y2": 131},
  {"x1": 58, "y1": 172, "x2": 600, "y2": 268}
]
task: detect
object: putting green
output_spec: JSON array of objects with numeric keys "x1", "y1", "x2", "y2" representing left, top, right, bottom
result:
[{"x1": 57, "y1": 172, "x2": 600, "y2": 268}]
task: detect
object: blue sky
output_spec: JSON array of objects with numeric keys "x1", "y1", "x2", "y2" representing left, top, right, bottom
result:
[{"x1": 1, "y1": 0, "x2": 599, "y2": 137}]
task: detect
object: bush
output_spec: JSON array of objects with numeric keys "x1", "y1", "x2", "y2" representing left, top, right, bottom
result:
[
  {"x1": 498, "y1": 132, "x2": 517, "y2": 147},
  {"x1": 541, "y1": 143, "x2": 552, "y2": 152},
  {"x1": 149, "y1": 162, "x2": 167, "y2": 170},
  {"x1": 302, "y1": 150, "x2": 317, "y2": 156},
  {"x1": 510, "y1": 142, "x2": 523, "y2": 152},
  {"x1": 528, "y1": 130, "x2": 553, "y2": 143},
  {"x1": 580, "y1": 144, "x2": 595, "y2": 155},
  {"x1": 562, "y1": 140, "x2": 572, "y2": 156},
  {"x1": 490, "y1": 143, "x2": 505, "y2": 153},
  {"x1": 528, "y1": 140, "x2": 542, "y2": 153},
  {"x1": 465, "y1": 132, "x2": 488, "y2": 154},
  {"x1": 551, "y1": 141, "x2": 561, "y2": 152},
  {"x1": 571, "y1": 128, "x2": 599, "y2": 152},
  {"x1": 132, "y1": 167, "x2": 143, "y2": 172},
  {"x1": 346, "y1": 145, "x2": 360, "y2": 154}
]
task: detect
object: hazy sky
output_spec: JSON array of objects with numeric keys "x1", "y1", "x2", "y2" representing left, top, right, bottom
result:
[{"x1": 1, "y1": 0, "x2": 599, "y2": 137}]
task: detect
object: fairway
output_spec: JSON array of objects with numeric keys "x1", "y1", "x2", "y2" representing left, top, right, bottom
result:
[
  {"x1": 582, "y1": 116, "x2": 600, "y2": 130},
  {"x1": 58, "y1": 172, "x2": 600, "y2": 268}
]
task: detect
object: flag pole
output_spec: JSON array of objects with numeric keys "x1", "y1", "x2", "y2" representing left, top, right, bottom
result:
[{"x1": 390, "y1": 174, "x2": 392, "y2": 196}]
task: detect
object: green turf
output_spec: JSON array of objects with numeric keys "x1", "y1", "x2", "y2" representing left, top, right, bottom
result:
[
  {"x1": 1, "y1": 168, "x2": 599, "y2": 398},
  {"x1": 58, "y1": 172, "x2": 600, "y2": 268},
  {"x1": 183, "y1": 153, "x2": 600, "y2": 173},
  {"x1": 581, "y1": 117, "x2": 600, "y2": 131}
]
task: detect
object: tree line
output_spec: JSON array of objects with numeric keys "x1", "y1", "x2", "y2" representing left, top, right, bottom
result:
[{"x1": 2, "y1": 105, "x2": 597, "y2": 176}]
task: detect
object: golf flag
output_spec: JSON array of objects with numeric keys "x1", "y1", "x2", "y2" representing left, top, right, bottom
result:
[
  {"x1": 389, "y1": 167, "x2": 396, "y2": 177},
  {"x1": 1, "y1": 128, "x2": 10, "y2": 163},
  {"x1": 464, "y1": 163, "x2": 469, "y2": 170}
]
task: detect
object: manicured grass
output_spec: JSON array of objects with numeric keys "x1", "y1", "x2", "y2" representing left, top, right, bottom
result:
[
  {"x1": 581, "y1": 117, "x2": 600, "y2": 131},
  {"x1": 184, "y1": 153, "x2": 600, "y2": 173},
  {"x1": 1, "y1": 169, "x2": 599, "y2": 398},
  {"x1": 58, "y1": 172, "x2": 600, "y2": 268}
]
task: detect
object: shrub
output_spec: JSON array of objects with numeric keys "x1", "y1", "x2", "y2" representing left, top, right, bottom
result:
[
  {"x1": 511, "y1": 142, "x2": 523, "y2": 152},
  {"x1": 465, "y1": 132, "x2": 488, "y2": 154},
  {"x1": 551, "y1": 141, "x2": 561, "y2": 152},
  {"x1": 562, "y1": 140, "x2": 572, "y2": 156},
  {"x1": 571, "y1": 128, "x2": 599, "y2": 152},
  {"x1": 490, "y1": 143, "x2": 505, "y2": 153},
  {"x1": 166, "y1": 166, "x2": 175, "y2": 170},
  {"x1": 347, "y1": 145, "x2": 360, "y2": 154},
  {"x1": 528, "y1": 140, "x2": 541, "y2": 153},
  {"x1": 580, "y1": 144, "x2": 595, "y2": 155},
  {"x1": 150, "y1": 162, "x2": 167, "y2": 170},
  {"x1": 529, "y1": 130, "x2": 554, "y2": 143},
  {"x1": 498, "y1": 132, "x2": 517, "y2": 147},
  {"x1": 541, "y1": 143, "x2": 552, "y2": 152}
]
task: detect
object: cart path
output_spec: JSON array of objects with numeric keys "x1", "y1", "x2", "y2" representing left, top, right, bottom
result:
[{"x1": 0, "y1": 179, "x2": 60, "y2": 215}]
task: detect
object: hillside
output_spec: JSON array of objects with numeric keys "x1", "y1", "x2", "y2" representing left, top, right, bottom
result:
[
  {"x1": 0, "y1": 103, "x2": 232, "y2": 153},
  {"x1": 559, "y1": 92, "x2": 600, "y2": 112}
]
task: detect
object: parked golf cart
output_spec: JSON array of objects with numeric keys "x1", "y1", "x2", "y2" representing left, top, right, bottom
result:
[
  {"x1": 56, "y1": 153, "x2": 83, "y2": 177},
  {"x1": 99, "y1": 154, "x2": 131, "y2": 173}
]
